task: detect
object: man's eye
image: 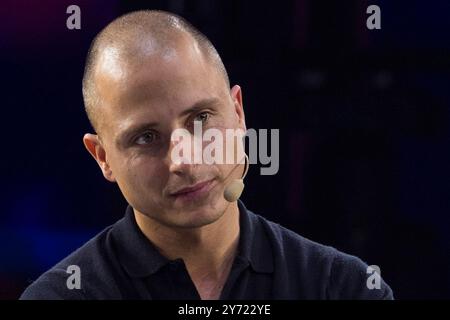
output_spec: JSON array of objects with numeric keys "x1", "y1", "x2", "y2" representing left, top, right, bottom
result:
[
  {"x1": 135, "y1": 132, "x2": 156, "y2": 145},
  {"x1": 194, "y1": 112, "x2": 210, "y2": 123}
]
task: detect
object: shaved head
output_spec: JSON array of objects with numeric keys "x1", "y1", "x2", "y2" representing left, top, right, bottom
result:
[
  {"x1": 82, "y1": 10, "x2": 229, "y2": 133},
  {"x1": 81, "y1": 9, "x2": 246, "y2": 229}
]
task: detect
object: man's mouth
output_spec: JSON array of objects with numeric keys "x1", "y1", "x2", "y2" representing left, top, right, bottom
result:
[{"x1": 169, "y1": 178, "x2": 216, "y2": 200}]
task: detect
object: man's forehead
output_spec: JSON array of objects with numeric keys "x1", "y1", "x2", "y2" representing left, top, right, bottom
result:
[
  {"x1": 92, "y1": 34, "x2": 226, "y2": 138},
  {"x1": 95, "y1": 39, "x2": 213, "y2": 103},
  {"x1": 95, "y1": 32, "x2": 201, "y2": 77}
]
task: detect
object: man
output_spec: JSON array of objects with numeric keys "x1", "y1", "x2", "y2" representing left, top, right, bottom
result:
[{"x1": 20, "y1": 10, "x2": 393, "y2": 300}]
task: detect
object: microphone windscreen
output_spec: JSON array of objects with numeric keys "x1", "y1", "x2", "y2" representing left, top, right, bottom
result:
[{"x1": 224, "y1": 179, "x2": 244, "y2": 202}]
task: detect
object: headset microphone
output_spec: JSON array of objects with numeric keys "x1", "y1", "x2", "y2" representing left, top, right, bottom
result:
[{"x1": 223, "y1": 154, "x2": 249, "y2": 202}]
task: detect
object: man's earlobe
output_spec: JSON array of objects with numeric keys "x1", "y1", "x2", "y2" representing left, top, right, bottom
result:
[{"x1": 82, "y1": 133, "x2": 116, "y2": 183}]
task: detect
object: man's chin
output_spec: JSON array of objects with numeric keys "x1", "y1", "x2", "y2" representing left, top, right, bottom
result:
[
  {"x1": 166, "y1": 199, "x2": 229, "y2": 229},
  {"x1": 177, "y1": 207, "x2": 223, "y2": 228}
]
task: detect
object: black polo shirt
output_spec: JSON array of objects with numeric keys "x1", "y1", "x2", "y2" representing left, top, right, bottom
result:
[{"x1": 20, "y1": 200, "x2": 393, "y2": 300}]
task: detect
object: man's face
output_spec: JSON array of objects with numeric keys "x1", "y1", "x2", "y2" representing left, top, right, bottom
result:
[{"x1": 86, "y1": 36, "x2": 246, "y2": 228}]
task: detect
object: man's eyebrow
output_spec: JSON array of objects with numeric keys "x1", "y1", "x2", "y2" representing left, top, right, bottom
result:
[
  {"x1": 116, "y1": 121, "x2": 159, "y2": 144},
  {"x1": 179, "y1": 97, "x2": 221, "y2": 118}
]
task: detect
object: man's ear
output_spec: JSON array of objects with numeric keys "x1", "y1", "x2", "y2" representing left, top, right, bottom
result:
[
  {"x1": 83, "y1": 134, "x2": 116, "y2": 182},
  {"x1": 230, "y1": 85, "x2": 246, "y2": 132}
]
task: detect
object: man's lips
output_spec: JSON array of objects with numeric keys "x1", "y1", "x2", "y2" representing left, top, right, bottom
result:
[{"x1": 169, "y1": 179, "x2": 215, "y2": 197}]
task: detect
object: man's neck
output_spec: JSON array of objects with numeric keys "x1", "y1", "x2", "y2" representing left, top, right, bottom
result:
[{"x1": 133, "y1": 202, "x2": 241, "y2": 298}]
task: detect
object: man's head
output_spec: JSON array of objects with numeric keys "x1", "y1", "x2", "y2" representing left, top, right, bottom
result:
[{"x1": 82, "y1": 10, "x2": 246, "y2": 229}]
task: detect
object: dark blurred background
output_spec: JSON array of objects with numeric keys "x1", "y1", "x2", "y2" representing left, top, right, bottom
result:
[{"x1": 1, "y1": 0, "x2": 450, "y2": 299}]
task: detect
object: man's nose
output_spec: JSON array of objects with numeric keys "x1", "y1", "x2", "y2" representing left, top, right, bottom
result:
[{"x1": 167, "y1": 132, "x2": 201, "y2": 176}]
